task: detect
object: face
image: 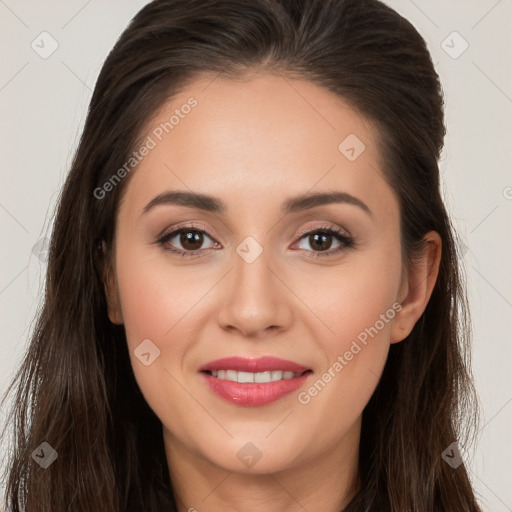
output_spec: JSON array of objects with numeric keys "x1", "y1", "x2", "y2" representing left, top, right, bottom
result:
[{"x1": 105, "y1": 73, "x2": 419, "y2": 476}]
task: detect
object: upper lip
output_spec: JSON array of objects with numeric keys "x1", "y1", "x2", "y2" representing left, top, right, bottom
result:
[{"x1": 199, "y1": 356, "x2": 310, "y2": 374}]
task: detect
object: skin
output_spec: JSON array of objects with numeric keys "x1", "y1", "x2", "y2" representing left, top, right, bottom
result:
[{"x1": 104, "y1": 72, "x2": 441, "y2": 512}]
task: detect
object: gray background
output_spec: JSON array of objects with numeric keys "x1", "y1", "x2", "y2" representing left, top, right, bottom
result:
[{"x1": 1, "y1": 0, "x2": 511, "y2": 509}]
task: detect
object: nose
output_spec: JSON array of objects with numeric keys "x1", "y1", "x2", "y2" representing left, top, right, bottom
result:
[{"x1": 216, "y1": 244, "x2": 293, "y2": 339}]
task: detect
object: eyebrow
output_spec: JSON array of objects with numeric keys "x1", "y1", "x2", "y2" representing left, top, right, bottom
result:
[{"x1": 142, "y1": 190, "x2": 372, "y2": 217}]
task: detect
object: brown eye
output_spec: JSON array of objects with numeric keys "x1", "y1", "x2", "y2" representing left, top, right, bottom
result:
[
  {"x1": 307, "y1": 232, "x2": 335, "y2": 252},
  {"x1": 179, "y1": 230, "x2": 204, "y2": 251},
  {"x1": 156, "y1": 226, "x2": 219, "y2": 257},
  {"x1": 294, "y1": 226, "x2": 355, "y2": 258}
]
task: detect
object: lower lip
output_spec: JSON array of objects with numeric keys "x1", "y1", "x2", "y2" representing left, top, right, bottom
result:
[{"x1": 200, "y1": 372, "x2": 311, "y2": 406}]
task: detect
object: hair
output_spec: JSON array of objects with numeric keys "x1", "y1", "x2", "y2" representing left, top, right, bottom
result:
[{"x1": 1, "y1": 0, "x2": 482, "y2": 510}]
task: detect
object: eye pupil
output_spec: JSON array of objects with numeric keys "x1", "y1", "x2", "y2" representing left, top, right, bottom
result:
[
  {"x1": 310, "y1": 233, "x2": 332, "y2": 251},
  {"x1": 181, "y1": 231, "x2": 203, "y2": 250}
]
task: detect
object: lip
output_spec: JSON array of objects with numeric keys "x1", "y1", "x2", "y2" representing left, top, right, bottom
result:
[
  {"x1": 198, "y1": 356, "x2": 312, "y2": 406},
  {"x1": 198, "y1": 356, "x2": 310, "y2": 373}
]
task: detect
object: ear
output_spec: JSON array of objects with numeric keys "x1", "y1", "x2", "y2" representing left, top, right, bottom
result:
[
  {"x1": 390, "y1": 231, "x2": 442, "y2": 344},
  {"x1": 101, "y1": 241, "x2": 124, "y2": 325}
]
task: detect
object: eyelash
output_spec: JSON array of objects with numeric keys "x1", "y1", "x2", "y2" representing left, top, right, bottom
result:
[{"x1": 155, "y1": 223, "x2": 355, "y2": 259}]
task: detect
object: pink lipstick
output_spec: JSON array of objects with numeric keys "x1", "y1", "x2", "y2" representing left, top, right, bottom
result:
[{"x1": 199, "y1": 356, "x2": 312, "y2": 406}]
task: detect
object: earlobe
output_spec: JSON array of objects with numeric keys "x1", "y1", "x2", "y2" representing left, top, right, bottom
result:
[{"x1": 390, "y1": 231, "x2": 442, "y2": 344}]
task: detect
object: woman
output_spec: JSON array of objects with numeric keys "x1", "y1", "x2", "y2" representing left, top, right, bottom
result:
[{"x1": 1, "y1": 0, "x2": 482, "y2": 510}]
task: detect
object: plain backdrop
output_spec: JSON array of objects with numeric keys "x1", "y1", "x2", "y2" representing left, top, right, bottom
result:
[{"x1": 1, "y1": 0, "x2": 511, "y2": 510}]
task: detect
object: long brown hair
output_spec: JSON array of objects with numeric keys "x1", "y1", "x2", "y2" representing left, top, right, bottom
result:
[{"x1": 1, "y1": 0, "x2": 482, "y2": 510}]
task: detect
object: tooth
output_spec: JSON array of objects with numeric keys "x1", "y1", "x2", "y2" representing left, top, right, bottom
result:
[
  {"x1": 225, "y1": 369, "x2": 237, "y2": 381},
  {"x1": 254, "y1": 371, "x2": 271, "y2": 383},
  {"x1": 237, "y1": 371, "x2": 255, "y2": 383},
  {"x1": 270, "y1": 370, "x2": 283, "y2": 382},
  {"x1": 209, "y1": 369, "x2": 301, "y2": 382}
]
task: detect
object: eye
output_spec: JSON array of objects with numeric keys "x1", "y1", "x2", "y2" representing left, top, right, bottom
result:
[
  {"x1": 156, "y1": 223, "x2": 355, "y2": 259},
  {"x1": 293, "y1": 225, "x2": 355, "y2": 258},
  {"x1": 156, "y1": 223, "x2": 220, "y2": 258}
]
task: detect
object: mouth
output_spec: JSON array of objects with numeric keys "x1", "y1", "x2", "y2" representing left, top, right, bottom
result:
[
  {"x1": 202, "y1": 369, "x2": 311, "y2": 383},
  {"x1": 198, "y1": 356, "x2": 313, "y2": 406}
]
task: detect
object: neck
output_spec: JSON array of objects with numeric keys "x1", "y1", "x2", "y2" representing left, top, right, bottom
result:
[{"x1": 163, "y1": 419, "x2": 361, "y2": 512}]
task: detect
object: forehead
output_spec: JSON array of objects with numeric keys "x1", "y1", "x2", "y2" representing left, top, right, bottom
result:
[{"x1": 118, "y1": 73, "x2": 393, "y2": 219}]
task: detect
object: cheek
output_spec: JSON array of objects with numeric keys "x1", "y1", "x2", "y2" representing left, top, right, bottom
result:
[
  {"x1": 113, "y1": 242, "x2": 217, "y2": 415},
  {"x1": 291, "y1": 246, "x2": 401, "y2": 427},
  {"x1": 115, "y1": 240, "x2": 213, "y2": 344},
  {"x1": 293, "y1": 243, "x2": 401, "y2": 350}
]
